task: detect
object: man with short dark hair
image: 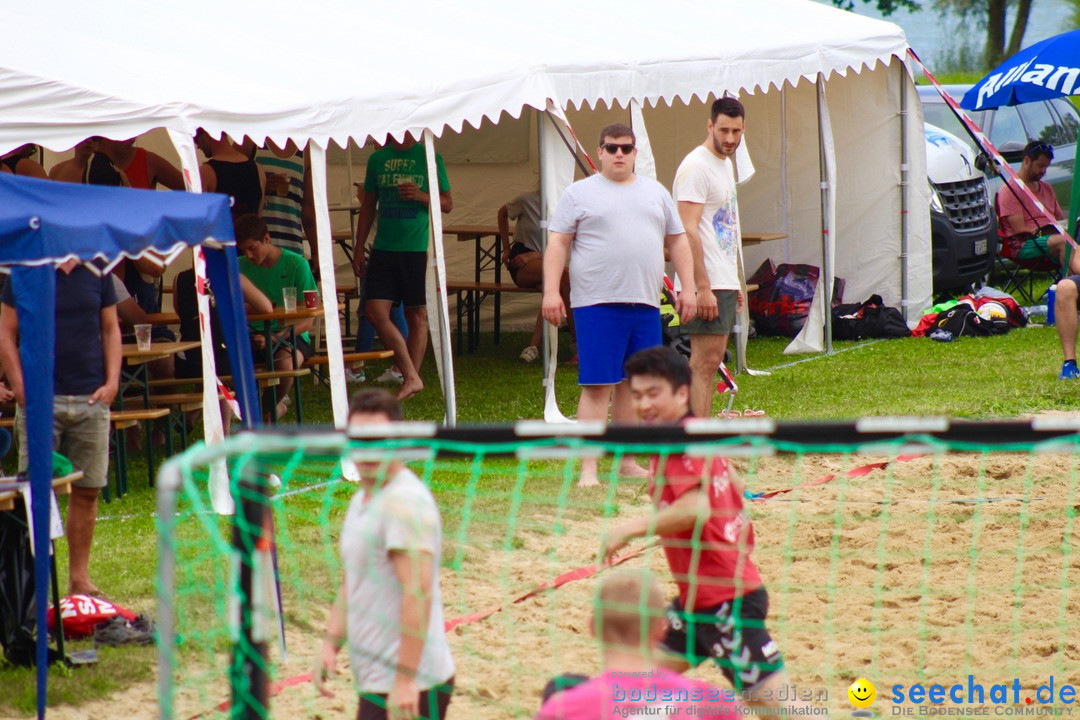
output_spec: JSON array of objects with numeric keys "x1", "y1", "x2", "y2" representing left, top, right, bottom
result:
[
  {"x1": 236, "y1": 214, "x2": 318, "y2": 421},
  {"x1": 0, "y1": 260, "x2": 121, "y2": 597},
  {"x1": 316, "y1": 388, "x2": 455, "y2": 720},
  {"x1": 674, "y1": 97, "x2": 747, "y2": 417},
  {"x1": 997, "y1": 141, "x2": 1068, "y2": 266},
  {"x1": 534, "y1": 569, "x2": 743, "y2": 720},
  {"x1": 543, "y1": 123, "x2": 697, "y2": 487},
  {"x1": 603, "y1": 346, "x2": 802, "y2": 711}
]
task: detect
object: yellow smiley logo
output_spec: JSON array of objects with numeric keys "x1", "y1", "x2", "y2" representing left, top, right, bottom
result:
[{"x1": 848, "y1": 678, "x2": 876, "y2": 709}]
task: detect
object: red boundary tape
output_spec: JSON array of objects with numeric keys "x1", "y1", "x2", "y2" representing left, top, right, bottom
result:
[
  {"x1": 187, "y1": 454, "x2": 920, "y2": 718},
  {"x1": 756, "y1": 453, "x2": 924, "y2": 499}
]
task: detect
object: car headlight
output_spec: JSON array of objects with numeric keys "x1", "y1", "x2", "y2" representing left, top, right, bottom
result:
[{"x1": 929, "y1": 182, "x2": 945, "y2": 214}]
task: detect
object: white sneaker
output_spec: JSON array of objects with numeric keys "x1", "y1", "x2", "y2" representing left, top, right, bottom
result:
[
  {"x1": 519, "y1": 345, "x2": 540, "y2": 363},
  {"x1": 344, "y1": 368, "x2": 366, "y2": 384},
  {"x1": 376, "y1": 367, "x2": 404, "y2": 385}
]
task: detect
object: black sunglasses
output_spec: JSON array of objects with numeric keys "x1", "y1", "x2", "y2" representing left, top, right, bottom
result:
[
  {"x1": 1025, "y1": 142, "x2": 1053, "y2": 159},
  {"x1": 601, "y1": 143, "x2": 636, "y2": 155}
]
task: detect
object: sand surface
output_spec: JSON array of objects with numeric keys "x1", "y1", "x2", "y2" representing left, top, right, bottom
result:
[{"x1": 42, "y1": 449, "x2": 1080, "y2": 719}]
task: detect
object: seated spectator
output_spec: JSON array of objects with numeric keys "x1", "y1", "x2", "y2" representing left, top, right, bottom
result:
[
  {"x1": 997, "y1": 141, "x2": 1071, "y2": 267},
  {"x1": 534, "y1": 569, "x2": 743, "y2": 720},
  {"x1": 499, "y1": 190, "x2": 573, "y2": 363},
  {"x1": 237, "y1": 138, "x2": 317, "y2": 265},
  {"x1": 0, "y1": 145, "x2": 48, "y2": 179},
  {"x1": 174, "y1": 267, "x2": 273, "y2": 378},
  {"x1": 174, "y1": 263, "x2": 272, "y2": 433},
  {"x1": 236, "y1": 214, "x2": 317, "y2": 421},
  {"x1": 195, "y1": 128, "x2": 264, "y2": 218}
]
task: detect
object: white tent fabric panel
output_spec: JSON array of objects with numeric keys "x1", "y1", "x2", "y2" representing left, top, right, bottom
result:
[{"x1": 0, "y1": 0, "x2": 909, "y2": 155}]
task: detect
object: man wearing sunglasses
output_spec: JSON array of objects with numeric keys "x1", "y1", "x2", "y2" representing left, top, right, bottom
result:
[
  {"x1": 543, "y1": 123, "x2": 697, "y2": 487},
  {"x1": 996, "y1": 141, "x2": 1068, "y2": 268}
]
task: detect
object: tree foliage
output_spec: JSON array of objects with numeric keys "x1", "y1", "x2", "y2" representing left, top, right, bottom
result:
[{"x1": 832, "y1": 0, "x2": 1039, "y2": 69}]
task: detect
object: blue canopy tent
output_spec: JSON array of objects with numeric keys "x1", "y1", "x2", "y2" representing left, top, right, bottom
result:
[
  {"x1": 0, "y1": 172, "x2": 261, "y2": 719},
  {"x1": 960, "y1": 29, "x2": 1080, "y2": 240}
]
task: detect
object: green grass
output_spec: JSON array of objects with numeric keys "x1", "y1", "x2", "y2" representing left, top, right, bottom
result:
[{"x1": 4, "y1": 317, "x2": 1080, "y2": 716}]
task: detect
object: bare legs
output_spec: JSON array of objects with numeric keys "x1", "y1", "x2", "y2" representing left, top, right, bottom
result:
[
  {"x1": 67, "y1": 485, "x2": 100, "y2": 596},
  {"x1": 689, "y1": 333, "x2": 728, "y2": 418},
  {"x1": 1057, "y1": 278, "x2": 1077, "y2": 362},
  {"x1": 576, "y1": 380, "x2": 647, "y2": 487},
  {"x1": 367, "y1": 299, "x2": 427, "y2": 399}
]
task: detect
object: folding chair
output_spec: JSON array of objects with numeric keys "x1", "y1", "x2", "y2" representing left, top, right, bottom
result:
[{"x1": 993, "y1": 197, "x2": 1060, "y2": 305}]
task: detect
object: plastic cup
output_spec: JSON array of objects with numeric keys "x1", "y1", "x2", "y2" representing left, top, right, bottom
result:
[
  {"x1": 303, "y1": 290, "x2": 318, "y2": 310},
  {"x1": 282, "y1": 287, "x2": 297, "y2": 313},
  {"x1": 135, "y1": 324, "x2": 152, "y2": 351}
]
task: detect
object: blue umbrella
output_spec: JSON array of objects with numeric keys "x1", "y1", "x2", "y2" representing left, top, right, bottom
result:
[{"x1": 960, "y1": 29, "x2": 1080, "y2": 238}]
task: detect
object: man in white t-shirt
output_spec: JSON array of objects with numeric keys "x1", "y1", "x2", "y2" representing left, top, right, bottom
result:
[
  {"x1": 543, "y1": 123, "x2": 698, "y2": 487},
  {"x1": 316, "y1": 389, "x2": 455, "y2": 720},
  {"x1": 673, "y1": 97, "x2": 747, "y2": 417}
]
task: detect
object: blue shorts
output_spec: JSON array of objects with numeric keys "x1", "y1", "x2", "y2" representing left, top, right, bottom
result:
[{"x1": 573, "y1": 303, "x2": 661, "y2": 385}]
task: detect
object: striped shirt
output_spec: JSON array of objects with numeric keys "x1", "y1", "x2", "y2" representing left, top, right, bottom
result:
[{"x1": 255, "y1": 149, "x2": 306, "y2": 256}]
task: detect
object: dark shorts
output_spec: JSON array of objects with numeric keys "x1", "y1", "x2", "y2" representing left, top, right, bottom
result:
[
  {"x1": 573, "y1": 303, "x2": 661, "y2": 385},
  {"x1": 682, "y1": 289, "x2": 739, "y2": 336},
  {"x1": 363, "y1": 249, "x2": 427, "y2": 307},
  {"x1": 357, "y1": 677, "x2": 453, "y2": 720},
  {"x1": 659, "y1": 588, "x2": 784, "y2": 692},
  {"x1": 508, "y1": 241, "x2": 540, "y2": 285}
]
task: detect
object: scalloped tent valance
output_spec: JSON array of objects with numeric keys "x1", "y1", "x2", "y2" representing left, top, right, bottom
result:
[{"x1": 0, "y1": 0, "x2": 909, "y2": 153}]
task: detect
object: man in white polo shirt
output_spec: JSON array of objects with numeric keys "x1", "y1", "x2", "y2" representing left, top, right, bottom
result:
[{"x1": 316, "y1": 389, "x2": 455, "y2": 720}]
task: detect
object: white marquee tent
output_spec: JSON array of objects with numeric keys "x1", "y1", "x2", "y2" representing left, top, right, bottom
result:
[{"x1": 0, "y1": 0, "x2": 931, "y2": 429}]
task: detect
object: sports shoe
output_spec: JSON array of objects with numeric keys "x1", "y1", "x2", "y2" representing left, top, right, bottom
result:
[
  {"x1": 345, "y1": 368, "x2": 366, "y2": 383},
  {"x1": 1060, "y1": 361, "x2": 1080, "y2": 380},
  {"x1": 376, "y1": 367, "x2": 404, "y2": 385},
  {"x1": 519, "y1": 345, "x2": 539, "y2": 363}
]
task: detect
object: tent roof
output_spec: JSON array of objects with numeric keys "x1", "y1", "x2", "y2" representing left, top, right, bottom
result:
[
  {"x1": 0, "y1": 0, "x2": 909, "y2": 154},
  {"x1": 0, "y1": 173, "x2": 233, "y2": 267}
]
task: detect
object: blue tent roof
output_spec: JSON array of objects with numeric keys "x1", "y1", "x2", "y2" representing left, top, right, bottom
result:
[
  {"x1": 0, "y1": 173, "x2": 234, "y2": 266},
  {"x1": 0, "y1": 172, "x2": 256, "y2": 720}
]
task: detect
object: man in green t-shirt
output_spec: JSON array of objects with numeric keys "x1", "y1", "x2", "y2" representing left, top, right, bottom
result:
[
  {"x1": 352, "y1": 135, "x2": 453, "y2": 400},
  {"x1": 237, "y1": 214, "x2": 318, "y2": 421}
]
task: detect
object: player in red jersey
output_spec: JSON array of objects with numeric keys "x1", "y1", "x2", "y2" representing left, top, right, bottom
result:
[{"x1": 603, "y1": 346, "x2": 802, "y2": 710}]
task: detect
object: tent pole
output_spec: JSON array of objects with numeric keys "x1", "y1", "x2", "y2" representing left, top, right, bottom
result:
[
  {"x1": 817, "y1": 75, "x2": 834, "y2": 354},
  {"x1": 12, "y1": 265, "x2": 56, "y2": 720},
  {"x1": 422, "y1": 130, "x2": 457, "y2": 426},
  {"x1": 307, "y1": 142, "x2": 348, "y2": 427},
  {"x1": 1069, "y1": 138, "x2": 1080, "y2": 242},
  {"x1": 899, "y1": 61, "x2": 911, "y2": 322},
  {"x1": 538, "y1": 109, "x2": 551, "y2": 394}
]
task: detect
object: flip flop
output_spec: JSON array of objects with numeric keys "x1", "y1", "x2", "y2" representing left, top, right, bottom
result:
[
  {"x1": 742, "y1": 409, "x2": 767, "y2": 417},
  {"x1": 716, "y1": 410, "x2": 742, "y2": 419}
]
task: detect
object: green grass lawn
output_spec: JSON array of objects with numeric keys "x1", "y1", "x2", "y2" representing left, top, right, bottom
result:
[{"x1": 4, "y1": 317, "x2": 1080, "y2": 716}]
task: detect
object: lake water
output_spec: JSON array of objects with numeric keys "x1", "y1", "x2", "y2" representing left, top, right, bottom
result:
[{"x1": 813, "y1": 0, "x2": 1076, "y2": 67}]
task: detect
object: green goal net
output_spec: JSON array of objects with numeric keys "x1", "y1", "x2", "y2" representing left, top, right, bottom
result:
[{"x1": 156, "y1": 420, "x2": 1080, "y2": 719}]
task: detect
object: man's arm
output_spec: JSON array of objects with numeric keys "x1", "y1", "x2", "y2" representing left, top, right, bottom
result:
[
  {"x1": 352, "y1": 191, "x2": 378, "y2": 278},
  {"x1": 603, "y1": 488, "x2": 709, "y2": 563},
  {"x1": 240, "y1": 275, "x2": 274, "y2": 314},
  {"x1": 542, "y1": 231, "x2": 573, "y2": 326},
  {"x1": 677, "y1": 201, "x2": 717, "y2": 322},
  {"x1": 90, "y1": 305, "x2": 121, "y2": 406},
  {"x1": 666, "y1": 232, "x2": 698, "y2": 323},
  {"x1": 199, "y1": 163, "x2": 217, "y2": 193},
  {"x1": 388, "y1": 547, "x2": 436, "y2": 719},
  {"x1": 315, "y1": 576, "x2": 348, "y2": 698},
  {"x1": 148, "y1": 151, "x2": 185, "y2": 190},
  {"x1": 0, "y1": 303, "x2": 24, "y2": 407}
]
